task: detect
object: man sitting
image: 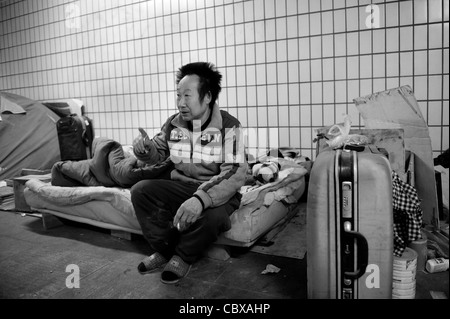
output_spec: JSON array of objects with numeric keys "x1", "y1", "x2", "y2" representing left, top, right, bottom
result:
[{"x1": 131, "y1": 62, "x2": 248, "y2": 284}]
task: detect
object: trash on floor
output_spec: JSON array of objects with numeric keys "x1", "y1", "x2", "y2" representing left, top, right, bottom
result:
[
  {"x1": 261, "y1": 264, "x2": 280, "y2": 274},
  {"x1": 430, "y1": 291, "x2": 448, "y2": 299}
]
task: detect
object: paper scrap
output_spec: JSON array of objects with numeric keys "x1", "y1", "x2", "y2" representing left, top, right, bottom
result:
[{"x1": 261, "y1": 264, "x2": 280, "y2": 274}]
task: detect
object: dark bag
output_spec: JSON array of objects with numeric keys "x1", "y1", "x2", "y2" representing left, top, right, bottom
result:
[{"x1": 56, "y1": 114, "x2": 94, "y2": 161}]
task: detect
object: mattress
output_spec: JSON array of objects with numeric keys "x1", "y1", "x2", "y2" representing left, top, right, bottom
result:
[{"x1": 24, "y1": 159, "x2": 308, "y2": 246}]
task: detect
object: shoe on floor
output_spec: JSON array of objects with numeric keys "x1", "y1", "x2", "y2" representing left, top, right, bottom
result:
[
  {"x1": 160, "y1": 255, "x2": 191, "y2": 284},
  {"x1": 138, "y1": 252, "x2": 168, "y2": 275}
]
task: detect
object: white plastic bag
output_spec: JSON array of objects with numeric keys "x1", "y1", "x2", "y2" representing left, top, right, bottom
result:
[{"x1": 326, "y1": 115, "x2": 370, "y2": 149}]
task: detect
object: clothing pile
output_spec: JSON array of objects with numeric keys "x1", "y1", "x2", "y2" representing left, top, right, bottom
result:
[{"x1": 392, "y1": 170, "x2": 423, "y2": 257}]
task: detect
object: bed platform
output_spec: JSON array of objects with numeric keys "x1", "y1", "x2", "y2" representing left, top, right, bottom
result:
[{"x1": 23, "y1": 158, "x2": 308, "y2": 248}]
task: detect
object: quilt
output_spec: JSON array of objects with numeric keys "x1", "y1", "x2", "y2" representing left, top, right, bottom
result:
[{"x1": 24, "y1": 158, "x2": 309, "y2": 245}]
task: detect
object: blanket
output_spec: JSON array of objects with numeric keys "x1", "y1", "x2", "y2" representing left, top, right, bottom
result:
[
  {"x1": 51, "y1": 137, "x2": 173, "y2": 188},
  {"x1": 27, "y1": 159, "x2": 309, "y2": 211}
]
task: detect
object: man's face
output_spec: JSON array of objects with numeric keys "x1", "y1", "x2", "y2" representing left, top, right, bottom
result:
[{"x1": 177, "y1": 74, "x2": 210, "y2": 122}]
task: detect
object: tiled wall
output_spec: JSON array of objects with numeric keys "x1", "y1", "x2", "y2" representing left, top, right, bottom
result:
[{"x1": 1, "y1": 0, "x2": 449, "y2": 160}]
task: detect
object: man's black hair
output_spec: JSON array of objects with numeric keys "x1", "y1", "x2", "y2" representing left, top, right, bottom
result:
[{"x1": 176, "y1": 62, "x2": 222, "y2": 108}]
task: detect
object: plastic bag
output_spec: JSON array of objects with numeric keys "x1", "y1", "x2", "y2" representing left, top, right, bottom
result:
[{"x1": 326, "y1": 115, "x2": 370, "y2": 149}]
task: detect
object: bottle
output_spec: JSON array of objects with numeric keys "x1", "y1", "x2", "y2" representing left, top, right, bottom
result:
[
  {"x1": 425, "y1": 258, "x2": 449, "y2": 273},
  {"x1": 408, "y1": 232, "x2": 427, "y2": 271}
]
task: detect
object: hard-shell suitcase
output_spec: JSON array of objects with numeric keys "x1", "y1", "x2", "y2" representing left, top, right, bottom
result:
[
  {"x1": 307, "y1": 146, "x2": 393, "y2": 299},
  {"x1": 56, "y1": 114, "x2": 94, "y2": 161}
]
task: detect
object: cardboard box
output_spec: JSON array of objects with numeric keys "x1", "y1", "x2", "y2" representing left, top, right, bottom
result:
[
  {"x1": 315, "y1": 127, "x2": 406, "y2": 181},
  {"x1": 13, "y1": 174, "x2": 51, "y2": 212},
  {"x1": 354, "y1": 85, "x2": 439, "y2": 228}
]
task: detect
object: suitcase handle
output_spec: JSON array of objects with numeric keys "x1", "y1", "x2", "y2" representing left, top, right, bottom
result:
[{"x1": 344, "y1": 230, "x2": 369, "y2": 279}]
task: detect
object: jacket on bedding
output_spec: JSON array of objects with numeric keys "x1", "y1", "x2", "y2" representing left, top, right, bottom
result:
[
  {"x1": 51, "y1": 137, "x2": 173, "y2": 188},
  {"x1": 134, "y1": 104, "x2": 248, "y2": 209}
]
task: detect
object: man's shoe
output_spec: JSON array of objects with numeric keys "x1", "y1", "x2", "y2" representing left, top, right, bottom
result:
[
  {"x1": 160, "y1": 255, "x2": 191, "y2": 284},
  {"x1": 137, "y1": 252, "x2": 168, "y2": 275}
]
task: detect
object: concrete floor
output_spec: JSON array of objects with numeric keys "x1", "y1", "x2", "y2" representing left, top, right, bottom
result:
[
  {"x1": 0, "y1": 209, "x2": 447, "y2": 302},
  {"x1": 0, "y1": 210, "x2": 307, "y2": 300}
]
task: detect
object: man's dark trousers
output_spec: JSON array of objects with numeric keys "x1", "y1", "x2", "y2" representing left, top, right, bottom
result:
[{"x1": 131, "y1": 179, "x2": 240, "y2": 263}]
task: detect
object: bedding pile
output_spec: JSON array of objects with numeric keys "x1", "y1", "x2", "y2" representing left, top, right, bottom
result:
[
  {"x1": 51, "y1": 137, "x2": 172, "y2": 188},
  {"x1": 24, "y1": 157, "x2": 309, "y2": 245}
]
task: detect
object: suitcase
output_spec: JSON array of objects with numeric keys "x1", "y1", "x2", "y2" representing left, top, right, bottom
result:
[
  {"x1": 56, "y1": 114, "x2": 94, "y2": 161},
  {"x1": 307, "y1": 145, "x2": 393, "y2": 299}
]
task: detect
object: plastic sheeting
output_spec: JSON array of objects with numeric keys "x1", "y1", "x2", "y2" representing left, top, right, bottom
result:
[{"x1": 0, "y1": 92, "x2": 61, "y2": 180}]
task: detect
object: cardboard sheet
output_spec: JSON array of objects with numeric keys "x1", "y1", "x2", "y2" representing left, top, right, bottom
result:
[
  {"x1": 315, "y1": 127, "x2": 406, "y2": 181},
  {"x1": 354, "y1": 85, "x2": 439, "y2": 227}
]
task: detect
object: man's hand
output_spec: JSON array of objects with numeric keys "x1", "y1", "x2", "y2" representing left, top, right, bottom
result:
[
  {"x1": 174, "y1": 197, "x2": 203, "y2": 232},
  {"x1": 133, "y1": 127, "x2": 150, "y2": 154}
]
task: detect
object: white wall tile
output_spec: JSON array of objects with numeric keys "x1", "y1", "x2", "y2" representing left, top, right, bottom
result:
[
  {"x1": 246, "y1": 85, "x2": 257, "y2": 106},
  {"x1": 287, "y1": 38, "x2": 298, "y2": 60},
  {"x1": 400, "y1": 26, "x2": 413, "y2": 51},
  {"x1": 310, "y1": 36, "x2": 321, "y2": 58},
  {"x1": 333, "y1": 33, "x2": 346, "y2": 56},
  {"x1": 444, "y1": 23, "x2": 449, "y2": 46},
  {"x1": 414, "y1": 0, "x2": 428, "y2": 24},
  {"x1": 276, "y1": 40, "x2": 287, "y2": 61},
  {"x1": 298, "y1": 38, "x2": 310, "y2": 59},
  {"x1": 429, "y1": 50, "x2": 443, "y2": 74},
  {"x1": 321, "y1": 34, "x2": 333, "y2": 57},
  {"x1": 429, "y1": 75, "x2": 443, "y2": 99},
  {"x1": 347, "y1": 80, "x2": 359, "y2": 101},
  {"x1": 287, "y1": 16, "x2": 297, "y2": 38},
  {"x1": 373, "y1": 54, "x2": 385, "y2": 78},
  {"x1": 267, "y1": 84, "x2": 278, "y2": 105},
  {"x1": 444, "y1": 49, "x2": 449, "y2": 73},
  {"x1": 334, "y1": 9, "x2": 345, "y2": 33},
  {"x1": 265, "y1": 41, "x2": 276, "y2": 62},
  {"x1": 360, "y1": 30, "x2": 372, "y2": 55},
  {"x1": 414, "y1": 25, "x2": 428, "y2": 50},
  {"x1": 400, "y1": 0, "x2": 413, "y2": 25},
  {"x1": 288, "y1": 61, "x2": 299, "y2": 82},
  {"x1": 289, "y1": 83, "x2": 300, "y2": 105},
  {"x1": 278, "y1": 83, "x2": 288, "y2": 105},
  {"x1": 322, "y1": 81, "x2": 334, "y2": 103},
  {"x1": 310, "y1": 12, "x2": 321, "y2": 35},
  {"x1": 347, "y1": 56, "x2": 359, "y2": 79},
  {"x1": 335, "y1": 80, "x2": 347, "y2": 103},
  {"x1": 0, "y1": 0, "x2": 446, "y2": 153},
  {"x1": 429, "y1": 23, "x2": 443, "y2": 48},
  {"x1": 385, "y1": 2, "x2": 399, "y2": 27},
  {"x1": 334, "y1": 57, "x2": 346, "y2": 80},
  {"x1": 400, "y1": 52, "x2": 413, "y2": 76},
  {"x1": 308, "y1": 81, "x2": 325, "y2": 106},
  {"x1": 322, "y1": 58, "x2": 334, "y2": 81},
  {"x1": 243, "y1": 1, "x2": 254, "y2": 22},
  {"x1": 346, "y1": 32, "x2": 358, "y2": 55},
  {"x1": 276, "y1": 17, "x2": 287, "y2": 39},
  {"x1": 264, "y1": 0, "x2": 275, "y2": 19},
  {"x1": 278, "y1": 105, "x2": 289, "y2": 126},
  {"x1": 414, "y1": 76, "x2": 428, "y2": 100},
  {"x1": 443, "y1": 101, "x2": 449, "y2": 125},
  {"x1": 346, "y1": 7, "x2": 358, "y2": 32},
  {"x1": 321, "y1": 11, "x2": 333, "y2": 34},
  {"x1": 298, "y1": 14, "x2": 309, "y2": 36},
  {"x1": 277, "y1": 62, "x2": 288, "y2": 83},
  {"x1": 254, "y1": 20, "x2": 265, "y2": 42},
  {"x1": 299, "y1": 82, "x2": 310, "y2": 104}
]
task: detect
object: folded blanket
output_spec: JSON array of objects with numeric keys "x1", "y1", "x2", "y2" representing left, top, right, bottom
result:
[
  {"x1": 51, "y1": 137, "x2": 173, "y2": 188},
  {"x1": 26, "y1": 171, "x2": 304, "y2": 217},
  {"x1": 240, "y1": 158, "x2": 308, "y2": 206}
]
